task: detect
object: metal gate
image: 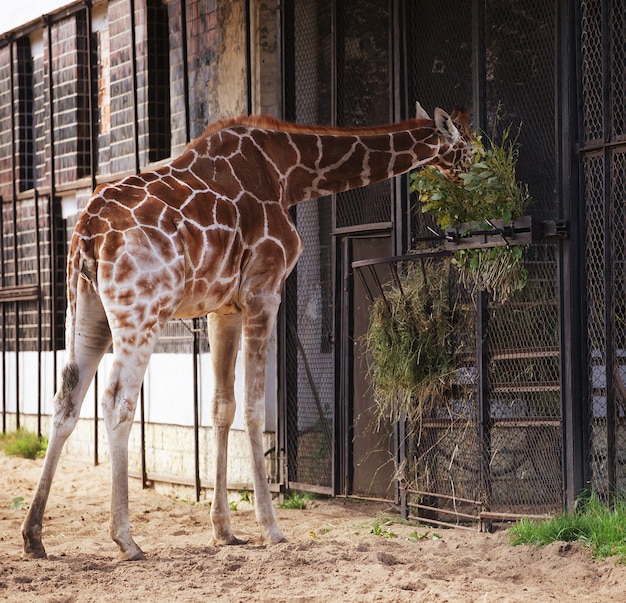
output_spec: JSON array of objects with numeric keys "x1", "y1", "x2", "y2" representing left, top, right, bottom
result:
[
  {"x1": 400, "y1": 0, "x2": 563, "y2": 524},
  {"x1": 580, "y1": 0, "x2": 626, "y2": 498},
  {"x1": 281, "y1": 0, "x2": 569, "y2": 520},
  {"x1": 281, "y1": 0, "x2": 398, "y2": 494}
]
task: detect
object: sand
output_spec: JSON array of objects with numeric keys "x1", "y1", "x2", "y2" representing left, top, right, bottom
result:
[{"x1": 1, "y1": 452, "x2": 625, "y2": 602}]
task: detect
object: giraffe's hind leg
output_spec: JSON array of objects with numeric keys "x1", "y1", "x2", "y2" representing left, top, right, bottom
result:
[
  {"x1": 101, "y1": 330, "x2": 161, "y2": 561},
  {"x1": 22, "y1": 278, "x2": 112, "y2": 558}
]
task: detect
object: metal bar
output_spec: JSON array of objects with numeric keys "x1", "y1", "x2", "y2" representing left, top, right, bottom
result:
[
  {"x1": 405, "y1": 488, "x2": 482, "y2": 506},
  {"x1": 85, "y1": 0, "x2": 99, "y2": 466},
  {"x1": 129, "y1": 0, "x2": 140, "y2": 174},
  {"x1": 406, "y1": 512, "x2": 477, "y2": 531},
  {"x1": 34, "y1": 190, "x2": 42, "y2": 437},
  {"x1": 244, "y1": 0, "x2": 252, "y2": 115},
  {"x1": 409, "y1": 502, "x2": 478, "y2": 522},
  {"x1": 367, "y1": 265, "x2": 390, "y2": 313},
  {"x1": 45, "y1": 15, "x2": 59, "y2": 394},
  {"x1": 10, "y1": 37, "x2": 21, "y2": 430},
  {"x1": 601, "y1": 0, "x2": 615, "y2": 498},
  {"x1": 128, "y1": 469, "x2": 282, "y2": 494},
  {"x1": 193, "y1": 317, "x2": 201, "y2": 503},
  {"x1": 0, "y1": 285, "x2": 39, "y2": 302},
  {"x1": 180, "y1": 0, "x2": 190, "y2": 142},
  {"x1": 352, "y1": 263, "x2": 374, "y2": 304},
  {"x1": 578, "y1": 138, "x2": 626, "y2": 154},
  {"x1": 139, "y1": 384, "x2": 146, "y2": 487},
  {"x1": 1, "y1": 188, "x2": 5, "y2": 432},
  {"x1": 94, "y1": 364, "x2": 99, "y2": 466},
  {"x1": 352, "y1": 249, "x2": 453, "y2": 269},
  {"x1": 479, "y1": 510, "x2": 551, "y2": 521},
  {"x1": 476, "y1": 291, "x2": 491, "y2": 508}
]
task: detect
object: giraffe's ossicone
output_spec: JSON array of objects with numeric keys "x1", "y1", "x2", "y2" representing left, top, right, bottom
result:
[{"x1": 22, "y1": 105, "x2": 472, "y2": 560}]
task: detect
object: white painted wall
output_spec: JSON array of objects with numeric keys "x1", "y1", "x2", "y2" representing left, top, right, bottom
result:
[{"x1": 6, "y1": 340, "x2": 277, "y2": 433}]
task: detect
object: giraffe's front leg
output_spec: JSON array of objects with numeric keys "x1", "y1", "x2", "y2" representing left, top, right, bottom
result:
[
  {"x1": 208, "y1": 311, "x2": 244, "y2": 545},
  {"x1": 242, "y1": 293, "x2": 286, "y2": 545}
]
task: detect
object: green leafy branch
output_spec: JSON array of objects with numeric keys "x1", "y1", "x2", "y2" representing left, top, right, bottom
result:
[{"x1": 410, "y1": 122, "x2": 532, "y2": 302}]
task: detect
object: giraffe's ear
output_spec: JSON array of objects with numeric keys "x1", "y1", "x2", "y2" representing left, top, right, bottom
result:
[
  {"x1": 415, "y1": 101, "x2": 430, "y2": 121},
  {"x1": 434, "y1": 107, "x2": 460, "y2": 142}
]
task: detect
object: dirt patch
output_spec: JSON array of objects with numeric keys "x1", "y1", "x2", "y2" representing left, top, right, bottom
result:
[{"x1": 1, "y1": 452, "x2": 625, "y2": 602}]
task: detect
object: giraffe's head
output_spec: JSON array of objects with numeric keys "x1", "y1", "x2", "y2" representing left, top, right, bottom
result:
[{"x1": 416, "y1": 102, "x2": 473, "y2": 179}]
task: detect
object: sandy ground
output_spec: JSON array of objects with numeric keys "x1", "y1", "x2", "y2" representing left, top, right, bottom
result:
[{"x1": 1, "y1": 452, "x2": 626, "y2": 602}]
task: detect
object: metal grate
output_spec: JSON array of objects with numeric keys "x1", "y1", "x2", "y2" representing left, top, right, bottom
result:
[
  {"x1": 404, "y1": 0, "x2": 562, "y2": 522},
  {"x1": 334, "y1": 0, "x2": 392, "y2": 230},
  {"x1": 282, "y1": 0, "x2": 335, "y2": 490},
  {"x1": 580, "y1": 0, "x2": 626, "y2": 498}
]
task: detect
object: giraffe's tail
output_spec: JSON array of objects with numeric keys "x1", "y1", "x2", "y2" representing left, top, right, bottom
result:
[{"x1": 64, "y1": 233, "x2": 89, "y2": 364}]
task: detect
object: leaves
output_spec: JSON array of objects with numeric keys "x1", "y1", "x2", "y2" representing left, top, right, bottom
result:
[{"x1": 410, "y1": 121, "x2": 532, "y2": 302}]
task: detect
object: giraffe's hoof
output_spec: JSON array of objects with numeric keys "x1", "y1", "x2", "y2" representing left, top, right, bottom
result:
[
  {"x1": 262, "y1": 525, "x2": 287, "y2": 545},
  {"x1": 22, "y1": 544, "x2": 47, "y2": 559},
  {"x1": 118, "y1": 548, "x2": 147, "y2": 561},
  {"x1": 210, "y1": 532, "x2": 246, "y2": 546}
]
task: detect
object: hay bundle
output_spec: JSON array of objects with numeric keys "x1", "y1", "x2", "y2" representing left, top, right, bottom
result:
[{"x1": 365, "y1": 259, "x2": 458, "y2": 432}]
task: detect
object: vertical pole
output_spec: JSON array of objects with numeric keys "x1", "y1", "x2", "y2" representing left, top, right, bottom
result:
[
  {"x1": 476, "y1": 291, "x2": 491, "y2": 508},
  {"x1": 180, "y1": 0, "x2": 190, "y2": 142},
  {"x1": 1, "y1": 189, "x2": 5, "y2": 433},
  {"x1": 472, "y1": 0, "x2": 490, "y2": 511},
  {"x1": 84, "y1": 0, "x2": 100, "y2": 467},
  {"x1": 244, "y1": 0, "x2": 252, "y2": 115},
  {"x1": 193, "y1": 318, "x2": 201, "y2": 502},
  {"x1": 391, "y1": 0, "x2": 409, "y2": 519},
  {"x1": 560, "y1": 0, "x2": 587, "y2": 511},
  {"x1": 140, "y1": 384, "x2": 147, "y2": 488},
  {"x1": 45, "y1": 15, "x2": 59, "y2": 395},
  {"x1": 9, "y1": 37, "x2": 21, "y2": 430},
  {"x1": 34, "y1": 189, "x2": 42, "y2": 438},
  {"x1": 600, "y1": 0, "x2": 615, "y2": 499},
  {"x1": 129, "y1": 0, "x2": 140, "y2": 175}
]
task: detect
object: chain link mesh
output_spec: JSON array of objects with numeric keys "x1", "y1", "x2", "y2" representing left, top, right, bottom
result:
[
  {"x1": 581, "y1": 0, "x2": 626, "y2": 499},
  {"x1": 405, "y1": 0, "x2": 562, "y2": 521}
]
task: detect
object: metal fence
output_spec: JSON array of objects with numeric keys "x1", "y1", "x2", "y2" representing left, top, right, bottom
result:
[{"x1": 580, "y1": 0, "x2": 626, "y2": 498}]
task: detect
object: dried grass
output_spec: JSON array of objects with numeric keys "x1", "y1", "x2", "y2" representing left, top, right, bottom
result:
[{"x1": 365, "y1": 259, "x2": 462, "y2": 435}]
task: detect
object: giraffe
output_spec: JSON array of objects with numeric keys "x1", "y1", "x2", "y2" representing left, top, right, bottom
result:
[{"x1": 22, "y1": 104, "x2": 472, "y2": 560}]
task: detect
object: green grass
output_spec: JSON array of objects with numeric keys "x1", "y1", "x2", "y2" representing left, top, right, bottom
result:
[
  {"x1": 0, "y1": 429, "x2": 47, "y2": 460},
  {"x1": 510, "y1": 492, "x2": 626, "y2": 562}
]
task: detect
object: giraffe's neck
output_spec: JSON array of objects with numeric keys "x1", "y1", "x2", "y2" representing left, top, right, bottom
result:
[
  {"x1": 183, "y1": 115, "x2": 466, "y2": 209},
  {"x1": 275, "y1": 121, "x2": 443, "y2": 204}
]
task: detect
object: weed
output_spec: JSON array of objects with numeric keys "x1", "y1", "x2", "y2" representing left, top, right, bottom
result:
[
  {"x1": 8, "y1": 496, "x2": 26, "y2": 511},
  {"x1": 277, "y1": 491, "x2": 314, "y2": 510},
  {"x1": 408, "y1": 529, "x2": 441, "y2": 542},
  {"x1": 229, "y1": 488, "x2": 253, "y2": 512},
  {"x1": 0, "y1": 430, "x2": 47, "y2": 459},
  {"x1": 369, "y1": 517, "x2": 396, "y2": 539}
]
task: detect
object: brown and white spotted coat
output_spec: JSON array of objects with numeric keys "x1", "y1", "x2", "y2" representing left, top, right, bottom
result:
[{"x1": 22, "y1": 105, "x2": 472, "y2": 560}]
